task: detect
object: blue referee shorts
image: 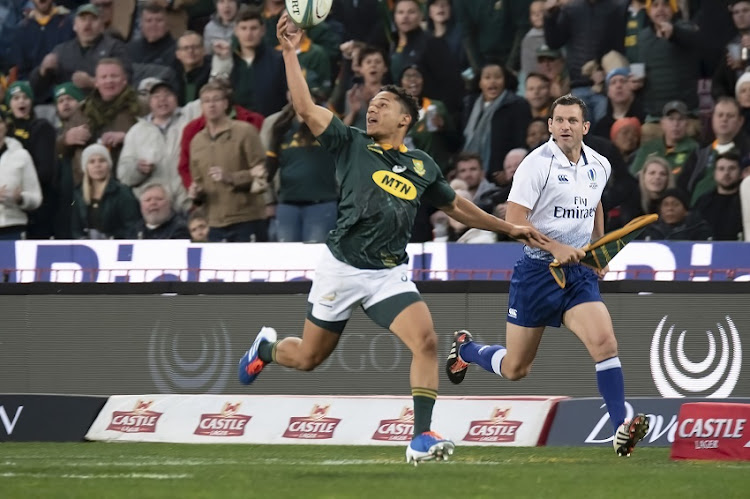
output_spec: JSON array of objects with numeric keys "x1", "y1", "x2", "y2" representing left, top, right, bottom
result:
[{"x1": 507, "y1": 255, "x2": 602, "y2": 328}]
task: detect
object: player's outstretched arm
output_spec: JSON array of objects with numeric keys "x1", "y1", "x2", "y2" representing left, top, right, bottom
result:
[
  {"x1": 505, "y1": 201, "x2": 585, "y2": 264},
  {"x1": 277, "y1": 12, "x2": 333, "y2": 137},
  {"x1": 439, "y1": 195, "x2": 550, "y2": 249}
]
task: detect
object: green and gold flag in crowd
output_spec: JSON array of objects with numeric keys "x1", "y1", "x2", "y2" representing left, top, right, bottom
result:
[{"x1": 549, "y1": 214, "x2": 658, "y2": 288}]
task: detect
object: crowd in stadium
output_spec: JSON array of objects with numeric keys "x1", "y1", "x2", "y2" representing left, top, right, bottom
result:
[{"x1": 0, "y1": 0, "x2": 748, "y2": 243}]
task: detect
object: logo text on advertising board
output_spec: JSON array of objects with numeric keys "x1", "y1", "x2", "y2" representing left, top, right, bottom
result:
[
  {"x1": 0, "y1": 405, "x2": 23, "y2": 435},
  {"x1": 283, "y1": 404, "x2": 341, "y2": 440},
  {"x1": 372, "y1": 407, "x2": 414, "y2": 441},
  {"x1": 194, "y1": 402, "x2": 252, "y2": 437},
  {"x1": 106, "y1": 400, "x2": 163, "y2": 433},
  {"x1": 463, "y1": 408, "x2": 522, "y2": 443},
  {"x1": 650, "y1": 316, "x2": 742, "y2": 398},
  {"x1": 585, "y1": 402, "x2": 677, "y2": 444}
]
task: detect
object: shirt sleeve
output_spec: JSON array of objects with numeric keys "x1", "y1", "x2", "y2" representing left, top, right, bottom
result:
[
  {"x1": 422, "y1": 159, "x2": 456, "y2": 208},
  {"x1": 315, "y1": 115, "x2": 355, "y2": 153},
  {"x1": 507, "y1": 154, "x2": 549, "y2": 211}
]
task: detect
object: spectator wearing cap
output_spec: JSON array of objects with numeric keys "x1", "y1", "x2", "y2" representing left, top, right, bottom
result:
[
  {"x1": 188, "y1": 81, "x2": 268, "y2": 242},
  {"x1": 640, "y1": 187, "x2": 712, "y2": 240},
  {"x1": 630, "y1": 100, "x2": 698, "y2": 176},
  {"x1": 125, "y1": 182, "x2": 190, "y2": 239},
  {"x1": 11, "y1": 0, "x2": 75, "y2": 80},
  {"x1": 52, "y1": 81, "x2": 85, "y2": 238},
  {"x1": 610, "y1": 116, "x2": 642, "y2": 166},
  {"x1": 463, "y1": 62, "x2": 531, "y2": 185},
  {"x1": 127, "y1": 2, "x2": 179, "y2": 90},
  {"x1": 631, "y1": 0, "x2": 702, "y2": 120},
  {"x1": 711, "y1": 0, "x2": 750, "y2": 100},
  {"x1": 29, "y1": 3, "x2": 132, "y2": 101},
  {"x1": 390, "y1": 0, "x2": 463, "y2": 115},
  {"x1": 4, "y1": 81, "x2": 59, "y2": 239},
  {"x1": 520, "y1": 1, "x2": 546, "y2": 78},
  {"x1": 53, "y1": 82, "x2": 85, "y2": 133},
  {"x1": 455, "y1": 0, "x2": 532, "y2": 70},
  {"x1": 203, "y1": 0, "x2": 238, "y2": 54},
  {"x1": 524, "y1": 72, "x2": 553, "y2": 119},
  {"x1": 118, "y1": 79, "x2": 190, "y2": 213},
  {"x1": 399, "y1": 63, "x2": 460, "y2": 172},
  {"x1": 679, "y1": 96, "x2": 750, "y2": 205},
  {"x1": 543, "y1": 0, "x2": 624, "y2": 125},
  {"x1": 734, "y1": 71, "x2": 750, "y2": 137},
  {"x1": 71, "y1": 143, "x2": 141, "y2": 239},
  {"x1": 591, "y1": 66, "x2": 645, "y2": 139},
  {"x1": 173, "y1": 31, "x2": 211, "y2": 106},
  {"x1": 211, "y1": 5, "x2": 287, "y2": 117},
  {"x1": 693, "y1": 149, "x2": 744, "y2": 240},
  {"x1": 535, "y1": 45, "x2": 569, "y2": 99},
  {"x1": 0, "y1": 107, "x2": 43, "y2": 240},
  {"x1": 58, "y1": 58, "x2": 142, "y2": 187}
]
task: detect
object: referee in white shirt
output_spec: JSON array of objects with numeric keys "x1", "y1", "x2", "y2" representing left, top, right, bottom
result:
[{"x1": 446, "y1": 94, "x2": 650, "y2": 458}]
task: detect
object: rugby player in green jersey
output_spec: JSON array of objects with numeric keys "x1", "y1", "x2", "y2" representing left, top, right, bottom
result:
[{"x1": 239, "y1": 12, "x2": 550, "y2": 465}]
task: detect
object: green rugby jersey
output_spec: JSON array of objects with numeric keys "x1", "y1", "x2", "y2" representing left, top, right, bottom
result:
[{"x1": 317, "y1": 116, "x2": 455, "y2": 269}]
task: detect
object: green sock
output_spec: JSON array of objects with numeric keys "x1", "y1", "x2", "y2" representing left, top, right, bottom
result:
[
  {"x1": 412, "y1": 388, "x2": 437, "y2": 435},
  {"x1": 258, "y1": 340, "x2": 277, "y2": 363}
]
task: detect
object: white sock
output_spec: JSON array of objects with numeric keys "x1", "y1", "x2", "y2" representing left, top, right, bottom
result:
[{"x1": 490, "y1": 348, "x2": 507, "y2": 377}]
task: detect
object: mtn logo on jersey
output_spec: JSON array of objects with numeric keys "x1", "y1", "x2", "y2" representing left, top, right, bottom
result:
[{"x1": 372, "y1": 171, "x2": 417, "y2": 200}]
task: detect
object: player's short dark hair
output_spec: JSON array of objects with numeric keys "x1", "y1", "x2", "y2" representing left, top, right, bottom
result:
[
  {"x1": 237, "y1": 4, "x2": 263, "y2": 24},
  {"x1": 714, "y1": 95, "x2": 741, "y2": 114},
  {"x1": 549, "y1": 94, "x2": 589, "y2": 122},
  {"x1": 454, "y1": 151, "x2": 483, "y2": 166},
  {"x1": 380, "y1": 84, "x2": 420, "y2": 132}
]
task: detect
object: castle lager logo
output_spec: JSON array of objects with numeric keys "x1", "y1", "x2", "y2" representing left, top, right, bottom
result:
[
  {"x1": 283, "y1": 404, "x2": 341, "y2": 440},
  {"x1": 463, "y1": 407, "x2": 522, "y2": 443},
  {"x1": 107, "y1": 400, "x2": 163, "y2": 433},
  {"x1": 194, "y1": 402, "x2": 252, "y2": 437},
  {"x1": 372, "y1": 407, "x2": 414, "y2": 441},
  {"x1": 650, "y1": 316, "x2": 742, "y2": 398}
]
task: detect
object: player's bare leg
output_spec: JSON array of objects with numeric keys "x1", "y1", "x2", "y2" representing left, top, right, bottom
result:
[
  {"x1": 390, "y1": 301, "x2": 454, "y2": 464},
  {"x1": 564, "y1": 301, "x2": 649, "y2": 456},
  {"x1": 238, "y1": 320, "x2": 339, "y2": 385}
]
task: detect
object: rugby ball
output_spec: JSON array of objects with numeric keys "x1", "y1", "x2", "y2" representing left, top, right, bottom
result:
[{"x1": 285, "y1": 0, "x2": 332, "y2": 28}]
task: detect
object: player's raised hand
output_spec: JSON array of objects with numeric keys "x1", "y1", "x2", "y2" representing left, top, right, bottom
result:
[
  {"x1": 277, "y1": 12, "x2": 303, "y2": 52},
  {"x1": 509, "y1": 224, "x2": 550, "y2": 249}
]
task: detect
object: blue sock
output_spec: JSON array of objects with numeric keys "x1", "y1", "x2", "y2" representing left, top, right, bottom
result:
[
  {"x1": 460, "y1": 342, "x2": 506, "y2": 376},
  {"x1": 596, "y1": 357, "x2": 626, "y2": 431}
]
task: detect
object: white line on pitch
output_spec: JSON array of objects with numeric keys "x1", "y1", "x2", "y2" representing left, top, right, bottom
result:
[{"x1": 0, "y1": 472, "x2": 192, "y2": 480}]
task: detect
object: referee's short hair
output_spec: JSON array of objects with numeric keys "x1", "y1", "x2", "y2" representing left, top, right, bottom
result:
[
  {"x1": 380, "y1": 84, "x2": 420, "y2": 132},
  {"x1": 549, "y1": 94, "x2": 589, "y2": 123}
]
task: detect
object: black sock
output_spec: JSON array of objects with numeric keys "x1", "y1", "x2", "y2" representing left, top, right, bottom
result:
[
  {"x1": 258, "y1": 340, "x2": 277, "y2": 363},
  {"x1": 412, "y1": 388, "x2": 437, "y2": 435}
]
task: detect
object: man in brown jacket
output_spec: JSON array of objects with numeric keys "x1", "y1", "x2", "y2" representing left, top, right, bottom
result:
[
  {"x1": 188, "y1": 81, "x2": 268, "y2": 241},
  {"x1": 57, "y1": 57, "x2": 142, "y2": 186}
]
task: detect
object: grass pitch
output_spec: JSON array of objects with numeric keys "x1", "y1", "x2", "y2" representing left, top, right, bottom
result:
[{"x1": 1, "y1": 443, "x2": 747, "y2": 499}]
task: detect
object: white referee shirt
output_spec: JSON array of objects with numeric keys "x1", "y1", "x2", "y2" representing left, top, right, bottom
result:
[{"x1": 508, "y1": 137, "x2": 611, "y2": 261}]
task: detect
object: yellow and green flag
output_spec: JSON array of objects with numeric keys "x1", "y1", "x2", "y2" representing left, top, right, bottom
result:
[{"x1": 549, "y1": 214, "x2": 658, "y2": 288}]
